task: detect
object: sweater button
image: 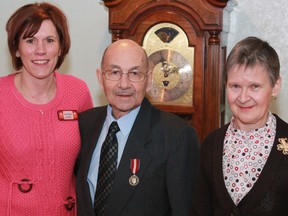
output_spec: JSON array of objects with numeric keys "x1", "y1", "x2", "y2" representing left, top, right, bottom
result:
[
  {"x1": 18, "y1": 178, "x2": 33, "y2": 193},
  {"x1": 64, "y1": 196, "x2": 75, "y2": 211}
]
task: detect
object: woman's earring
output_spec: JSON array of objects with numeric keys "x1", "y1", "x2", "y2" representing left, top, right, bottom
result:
[{"x1": 271, "y1": 95, "x2": 277, "y2": 101}]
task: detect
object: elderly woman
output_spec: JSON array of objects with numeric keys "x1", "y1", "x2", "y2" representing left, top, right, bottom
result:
[
  {"x1": 0, "y1": 3, "x2": 93, "y2": 215},
  {"x1": 192, "y1": 36, "x2": 288, "y2": 215}
]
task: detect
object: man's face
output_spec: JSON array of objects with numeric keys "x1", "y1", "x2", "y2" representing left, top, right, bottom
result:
[{"x1": 97, "y1": 41, "x2": 150, "y2": 119}]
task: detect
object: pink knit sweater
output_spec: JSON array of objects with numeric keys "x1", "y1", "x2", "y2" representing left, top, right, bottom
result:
[{"x1": 0, "y1": 72, "x2": 93, "y2": 216}]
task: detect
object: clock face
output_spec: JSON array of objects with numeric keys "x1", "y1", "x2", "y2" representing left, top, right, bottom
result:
[
  {"x1": 147, "y1": 49, "x2": 193, "y2": 102},
  {"x1": 143, "y1": 22, "x2": 194, "y2": 106}
]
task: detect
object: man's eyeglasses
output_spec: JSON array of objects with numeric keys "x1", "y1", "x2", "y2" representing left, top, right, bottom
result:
[{"x1": 102, "y1": 70, "x2": 147, "y2": 82}]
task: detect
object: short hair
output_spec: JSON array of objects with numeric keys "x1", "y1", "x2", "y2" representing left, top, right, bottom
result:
[
  {"x1": 224, "y1": 36, "x2": 280, "y2": 86},
  {"x1": 6, "y1": 2, "x2": 71, "y2": 70}
]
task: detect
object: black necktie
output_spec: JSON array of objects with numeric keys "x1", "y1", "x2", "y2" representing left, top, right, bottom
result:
[{"x1": 94, "y1": 121, "x2": 120, "y2": 216}]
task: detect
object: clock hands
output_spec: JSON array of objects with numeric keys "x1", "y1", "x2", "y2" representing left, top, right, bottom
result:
[
  {"x1": 146, "y1": 49, "x2": 192, "y2": 102},
  {"x1": 161, "y1": 60, "x2": 180, "y2": 87},
  {"x1": 161, "y1": 60, "x2": 179, "y2": 77}
]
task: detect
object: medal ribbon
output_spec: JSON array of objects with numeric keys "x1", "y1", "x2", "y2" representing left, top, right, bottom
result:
[{"x1": 130, "y1": 159, "x2": 140, "y2": 175}]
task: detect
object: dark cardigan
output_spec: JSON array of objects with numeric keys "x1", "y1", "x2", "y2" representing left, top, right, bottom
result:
[{"x1": 192, "y1": 114, "x2": 288, "y2": 216}]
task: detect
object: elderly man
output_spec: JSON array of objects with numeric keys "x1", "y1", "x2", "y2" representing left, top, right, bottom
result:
[{"x1": 76, "y1": 39, "x2": 199, "y2": 216}]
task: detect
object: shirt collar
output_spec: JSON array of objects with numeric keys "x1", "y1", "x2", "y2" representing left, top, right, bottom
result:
[
  {"x1": 106, "y1": 105, "x2": 141, "y2": 137},
  {"x1": 230, "y1": 111, "x2": 275, "y2": 134}
]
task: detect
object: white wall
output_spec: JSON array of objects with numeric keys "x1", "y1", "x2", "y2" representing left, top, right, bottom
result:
[
  {"x1": 0, "y1": 0, "x2": 111, "y2": 106},
  {"x1": 225, "y1": 0, "x2": 288, "y2": 122}
]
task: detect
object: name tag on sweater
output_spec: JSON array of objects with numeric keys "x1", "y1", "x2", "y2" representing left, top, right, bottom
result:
[{"x1": 57, "y1": 110, "x2": 78, "y2": 121}]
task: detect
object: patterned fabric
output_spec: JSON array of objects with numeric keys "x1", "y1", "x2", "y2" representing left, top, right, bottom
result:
[
  {"x1": 94, "y1": 121, "x2": 120, "y2": 216},
  {"x1": 223, "y1": 113, "x2": 276, "y2": 205}
]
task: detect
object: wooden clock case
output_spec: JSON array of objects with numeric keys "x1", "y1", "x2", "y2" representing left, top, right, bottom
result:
[{"x1": 102, "y1": 0, "x2": 228, "y2": 142}]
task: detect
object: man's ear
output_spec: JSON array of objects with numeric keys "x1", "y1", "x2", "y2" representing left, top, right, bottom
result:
[
  {"x1": 146, "y1": 70, "x2": 153, "y2": 89},
  {"x1": 96, "y1": 68, "x2": 104, "y2": 91}
]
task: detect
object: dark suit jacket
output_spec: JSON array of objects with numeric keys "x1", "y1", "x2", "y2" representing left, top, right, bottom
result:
[
  {"x1": 76, "y1": 98, "x2": 200, "y2": 216},
  {"x1": 192, "y1": 114, "x2": 288, "y2": 216}
]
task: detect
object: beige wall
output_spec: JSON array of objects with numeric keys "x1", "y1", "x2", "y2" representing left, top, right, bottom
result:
[
  {"x1": 0, "y1": 0, "x2": 111, "y2": 105},
  {"x1": 1, "y1": 0, "x2": 288, "y2": 122}
]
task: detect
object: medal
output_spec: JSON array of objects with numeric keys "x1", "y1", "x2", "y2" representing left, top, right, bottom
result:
[
  {"x1": 129, "y1": 159, "x2": 140, "y2": 186},
  {"x1": 129, "y1": 175, "x2": 139, "y2": 186}
]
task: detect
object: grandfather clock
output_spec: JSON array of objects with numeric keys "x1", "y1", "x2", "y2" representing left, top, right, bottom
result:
[{"x1": 103, "y1": 0, "x2": 228, "y2": 142}]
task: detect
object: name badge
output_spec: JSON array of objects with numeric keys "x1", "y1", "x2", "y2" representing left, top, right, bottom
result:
[{"x1": 57, "y1": 110, "x2": 78, "y2": 121}]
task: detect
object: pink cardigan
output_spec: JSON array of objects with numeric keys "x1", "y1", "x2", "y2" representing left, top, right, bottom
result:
[{"x1": 0, "y1": 72, "x2": 93, "y2": 216}]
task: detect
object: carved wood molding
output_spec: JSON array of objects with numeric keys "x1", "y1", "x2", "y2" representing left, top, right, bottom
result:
[
  {"x1": 207, "y1": 0, "x2": 228, "y2": 8},
  {"x1": 103, "y1": 0, "x2": 228, "y2": 32},
  {"x1": 102, "y1": 0, "x2": 124, "y2": 7},
  {"x1": 103, "y1": 0, "x2": 228, "y2": 8}
]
